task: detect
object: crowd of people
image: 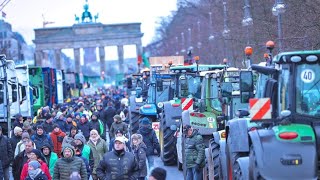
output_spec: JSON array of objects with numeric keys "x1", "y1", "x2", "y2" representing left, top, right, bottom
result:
[{"x1": 0, "y1": 88, "x2": 167, "y2": 180}]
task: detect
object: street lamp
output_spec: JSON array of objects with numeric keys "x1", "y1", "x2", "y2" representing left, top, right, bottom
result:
[
  {"x1": 272, "y1": 0, "x2": 286, "y2": 52},
  {"x1": 208, "y1": 12, "x2": 215, "y2": 41},
  {"x1": 197, "y1": 20, "x2": 202, "y2": 49},
  {"x1": 188, "y1": 28, "x2": 193, "y2": 51},
  {"x1": 222, "y1": 1, "x2": 230, "y2": 38},
  {"x1": 181, "y1": 32, "x2": 186, "y2": 53},
  {"x1": 175, "y1": 36, "x2": 179, "y2": 55},
  {"x1": 242, "y1": 0, "x2": 253, "y2": 45}
]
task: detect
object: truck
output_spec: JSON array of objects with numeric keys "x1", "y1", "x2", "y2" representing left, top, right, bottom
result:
[
  {"x1": 29, "y1": 67, "x2": 45, "y2": 115},
  {"x1": 16, "y1": 64, "x2": 33, "y2": 118}
]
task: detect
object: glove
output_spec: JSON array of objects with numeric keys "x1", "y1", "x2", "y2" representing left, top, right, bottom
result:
[{"x1": 195, "y1": 164, "x2": 201, "y2": 171}]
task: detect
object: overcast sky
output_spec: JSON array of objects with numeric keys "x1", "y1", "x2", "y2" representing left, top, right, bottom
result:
[{"x1": 3, "y1": 0, "x2": 177, "y2": 59}]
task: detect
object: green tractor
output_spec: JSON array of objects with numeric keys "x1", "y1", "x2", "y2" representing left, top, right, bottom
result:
[{"x1": 217, "y1": 49, "x2": 319, "y2": 180}]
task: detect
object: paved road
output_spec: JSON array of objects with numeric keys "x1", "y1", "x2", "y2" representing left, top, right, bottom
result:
[{"x1": 153, "y1": 156, "x2": 184, "y2": 180}]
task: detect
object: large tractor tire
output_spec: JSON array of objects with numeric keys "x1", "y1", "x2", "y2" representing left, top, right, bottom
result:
[
  {"x1": 160, "y1": 116, "x2": 177, "y2": 166},
  {"x1": 130, "y1": 112, "x2": 140, "y2": 134},
  {"x1": 203, "y1": 148, "x2": 210, "y2": 180},
  {"x1": 209, "y1": 139, "x2": 221, "y2": 180},
  {"x1": 226, "y1": 136, "x2": 241, "y2": 180},
  {"x1": 249, "y1": 146, "x2": 264, "y2": 180},
  {"x1": 234, "y1": 161, "x2": 245, "y2": 180}
]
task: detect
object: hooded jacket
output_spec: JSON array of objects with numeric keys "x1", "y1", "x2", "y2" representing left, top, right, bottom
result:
[
  {"x1": 137, "y1": 126, "x2": 160, "y2": 156},
  {"x1": 54, "y1": 113, "x2": 67, "y2": 133},
  {"x1": 74, "y1": 134, "x2": 94, "y2": 170},
  {"x1": 41, "y1": 144, "x2": 58, "y2": 177},
  {"x1": 132, "y1": 141, "x2": 147, "y2": 178},
  {"x1": 109, "y1": 119, "x2": 128, "y2": 139},
  {"x1": 53, "y1": 145, "x2": 88, "y2": 180},
  {"x1": 185, "y1": 129, "x2": 205, "y2": 168},
  {"x1": 31, "y1": 131, "x2": 53, "y2": 151}
]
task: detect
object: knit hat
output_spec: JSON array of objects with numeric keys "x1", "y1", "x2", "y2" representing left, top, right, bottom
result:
[
  {"x1": 74, "y1": 112, "x2": 81, "y2": 118},
  {"x1": 150, "y1": 167, "x2": 167, "y2": 180},
  {"x1": 62, "y1": 145, "x2": 74, "y2": 157},
  {"x1": 22, "y1": 132, "x2": 30, "y2": 139},
  {"x1": 140, "y1": 117, "x2": 151, "y2": 125},
  {"x1": 28, "y1": 160, "x2": 41, "y2": 170},
  {"x1": 74, "y1": 133, "x2": 86, "y2": 144},
  {"x1": 23, "y1": 121, "x2": 32, "y2": 130},
  {"x1": 53, "y1": 124, "x2": 59, "y2": 129},
  {"x1": 55, "y1": 112, "x2": 63, "y2": 119},
  {"x1": 115, "y1": 129, "x2": 123, "y2": 135},
  {"x1": 113, "y1": 115, "x2": 121, "y2": 121},
  {"x1": 41, "y1": 109, "x2": 48, "y2": 117},
  {"x1": 31, "y1": 149, "x2": 42, "y2": 159},
  {"x1": 91, "y1": 112, "x2": 99, "y2": 119},
  {"x1": 14, "y1": 126, "x2": 23, "y2": 135}
]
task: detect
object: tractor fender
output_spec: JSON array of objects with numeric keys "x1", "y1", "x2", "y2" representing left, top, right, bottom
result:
[
  {"x1": 162, "y1": 101, "x2": 182, "y2": 127},
  {"x1": 212, "y1": 131, "x2": 221, "y2": 144},
  {"x1": 249, "y1": 129, "x2": 318, "y2": 180},
  {"x1": 227, "y1": 118, "x2": 250, "y2": 152},
  {"x1": 219, "y1": 140, "x2": 228, "y2": 180},
  {"x1": 236, "y1": 157, "x2": 249, "y2": 180},
  {"x1": 139, "y1": 104, "x2": 157, "y2": 116}
]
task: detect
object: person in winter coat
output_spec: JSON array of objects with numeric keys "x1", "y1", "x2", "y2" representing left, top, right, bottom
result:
[
  {"x1": 12, "y1": 113, "x2": 24, "y2": 129},
  {"x1": 88, "y1": 112, "x2": 104, "y2": 136},
  {"x1": 31, "y1": 125, "x2": 53, "y2": 151},
  {"x1": 41, "y1": 144, "x2": 58, "y2": 178},
  {"x1": 103, "y1": 102, "x2": 116, "y2": 130},
  {"x1": 0, "y1": 126, "x2": 13, "y2": 180},
  {"x1": 131, "y1": 133, "x2": 147, "y2": 180},
  {"x1": 53, "y1": 145, "x2": 88, "y2": 180},
  {"x1": 65, "y1": 114, "x2": 77, "y2": 132},
  {"x1": 74, "y1": 112, "x2": 81, "y2": 124},
  {"x1": 20, "y1": 149, "x2": 51, "y2": 180},
  {"x1": 109, "y1": 115, "x2": 128, "y2": 139},
  {"x1": 74, "y1": 133, "x2": 94, "y2": 171},
  {"x1": 75, "y1": 148, "x2": 91, "y2": 179},
  {"x1": 62, "y1": 126, "x2": 78, "y2": 146},
  {"x1": 87, "y1": 129, "x2": 108, "y2": 180},
  {"x1": 12, "y1": 140, "x2": 34, "y2": 180},
  {"x1": 50, "y1": 124, "x2": 66, "y2": 157},
  {"x1": 96, "y1": 136, "x2": 138, "y2": 180},
  {"x1": 54, "y1": 112, "x2": 68, "y2": 133},
  {"x1": 184, "y1": 125, "x2": 205, "y2": 180},
  {"x1": 15, "y1": 132, "x2": 37, "y2": 157},
  {"x1": 25, "y1": 160, "x2": 48, "y2": 180},
  {"x1": 77, "y1": 114, "x2": 90, "y2": 140},
  {"x1": 41, "y1": 114, "x2": 54, "y2": 135},
  {"x1": 109, "y1": 129, "x2": 130, "y2": 152},
  {"x1": 137, "y1": 117, "x2": 160, "y2": 171},
  {"x1": 10, "y1": 126, "x2": 22, "y2": 153}
]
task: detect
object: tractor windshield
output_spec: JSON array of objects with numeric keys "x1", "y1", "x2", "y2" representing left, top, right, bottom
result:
[
  {"x1": 296, "y1": 64, "x2": 320, "y2": 116},
  {"x1": 187, "y1": 75, "x2": 201, "y2": 99}
]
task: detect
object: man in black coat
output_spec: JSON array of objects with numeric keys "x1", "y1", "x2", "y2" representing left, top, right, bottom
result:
[
  {"x1": 104, "y1": 102, "x2": 116, "y2": 130},
  {"x1": 0, "y1": 126, "x2": 13, "y2": 180}
]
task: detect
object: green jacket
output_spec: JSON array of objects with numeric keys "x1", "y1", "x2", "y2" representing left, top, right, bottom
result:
[
  {"x1": 185, "y1": 129, "x2": 205, "y2": 168},
  {"x1": 48, "y1": 152, "x2": 58, "y2": 177},
  {"x1": 87, "y1": 138, "x2": 108, "y2": 174}
]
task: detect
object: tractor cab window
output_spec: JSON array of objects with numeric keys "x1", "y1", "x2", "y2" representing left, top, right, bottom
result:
[
  {"x1": 296, "y1": 63, "x2": 320, "y2": 116},
  {"x1": 255, "y1": 73, "x2": 269, "y2": 98},
  {"x1": 279, "y1": 67, "x2": 290, "y2": 111},
  {"x1": 187, "y1": 76, "x2": 201, "y2": 99},
  {"x1": 179, "y1": 75, "x2": 188, "y2": 97},
  {"x1": 12, "y1": 83, "x2": 18, "y2": 103},
  {"x1": 210, "y1": 79, "x2": 221, "y2": 111}
]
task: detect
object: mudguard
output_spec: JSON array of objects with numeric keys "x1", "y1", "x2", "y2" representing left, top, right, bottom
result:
[
  {"x1": 227, "y1": 118, "x2": 250, "y2": 152},
  {"x1": 212, "y1": 131, "x2": 220, "y2": 144},
  {"x1": 249, "y1": 129, "x2": 317, "y2": 179},
  {"x1": 162, "y1": 101, "x2": 182, "y2": 127},
  {"x1": 219, "y1": 140, "x2": 227, "y2": 180},
  {"x1": 236, "y1": 157, "x2": 249, "y2": 180}
]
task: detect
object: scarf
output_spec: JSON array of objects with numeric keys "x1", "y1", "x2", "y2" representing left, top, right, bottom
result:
[
  {"x1": 89, "y1": 135, "x2": 100, "y2": 145},
  {"x1": 28, "y1": 169, "x2": 41, "y2": 179}
]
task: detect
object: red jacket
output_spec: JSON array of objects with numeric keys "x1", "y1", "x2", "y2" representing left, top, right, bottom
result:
[
  {"x1": 50, "y1": 129, "x2": 66, "y2": 157},
  {"x1": 20, "y1": 159, "x2": 52, "y2": 180}
]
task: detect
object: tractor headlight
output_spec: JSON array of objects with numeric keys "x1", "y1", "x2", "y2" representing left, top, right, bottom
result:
[{"x1": 157, "y1": 102, "x2": 164, "y2": 109}]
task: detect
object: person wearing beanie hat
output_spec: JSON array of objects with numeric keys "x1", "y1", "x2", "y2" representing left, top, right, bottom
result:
[
  {"x1": 137, "y1": 117, "x2": 160, "y2": 172},
  {"x1": 13, "y1": 113, "x2": 24, "y2": 129},
  {"x1": 53, "y1": 144, "x2": 88, "y2": 180},
  {"x1": 10, "y1": 126, "x2": 23, "y2": 153},
  {"x1": 65, "y1": 114, "x2": 77, "y2": 133},
  {"x1": 149, "y1": 167, "x2": 167, "y2": 180},
  {"x1": 31, "y1": 125, "x2": 54, "y2": 152},
  {"x1": 50, "y1": 124, "x2": 66, "y2": 158},
  {"x1": 25, "y1": 160, "x2": 48, "y2": 180},
  {"x1": 109, "y1": 114, "x2": 128, "y2": 139},
  {"x1": 88, "y1": 112, "x2": 104, "y2": 137},
  {"x1": 41, "y1": 114, "x2": 54, "y2": 134},
  {"x1": 15, "y1": 132, "x2": 37, "y2": 157},
  {"x1": 77, "y1": 114, "x2": 90, "y2": 140},
  {"x1": 62, "y1": 126, "x2": 78, "y2": 146},
  {"x1": 20, "y1": 148, "x2": 52, "y2": 180},
  {"x1": 74, "y1": 133, "x2": 94, "y2": 172},
  {"x1": 41, "y1": 144, "x2": 58, "y2": 178},
  {"x1": 54, "y1": 111, "x2": 67, "y2": 133},
  {"x1": 131, "y1": 133, "x2": 147, "y2": 180}
]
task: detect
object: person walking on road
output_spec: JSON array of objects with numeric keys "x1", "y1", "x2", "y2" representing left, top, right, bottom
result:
[
  {"x1": 41, "y1": 144, "x2": 58, "y2": 178},
  {"x1": 10, "y1": 126, "x2": 22, "y2": 153},
  {"x1": 137, "y1": 117, "x2": 160, "y2": 172},
  {"x1": 131, "y1": 133, "x2": 147, "y2": 180},
  {"x1": 109, "y1": 115, "x2": 128, "y2": 139},
  {"x1": 12, "y1": 140, "x2": 34, "y2": 180},
  {"x1": 25, "y1": 160, "x2": 48, "y2": 180},
  {"x1": 149, "y1": 167, "x2": 167, "y2": 180},
  {"x1": 96, "y1": 136, "x2": 138, "y2": 180},
  {"x1": 0, "y1": 126, "x2": 13, "y2": 180},
  {"x1": 50, "y1": 124, "x2": 66, "y2": 157},
  {"x1": 184, "y1": 125, "x2": 205, "y2": 180}
]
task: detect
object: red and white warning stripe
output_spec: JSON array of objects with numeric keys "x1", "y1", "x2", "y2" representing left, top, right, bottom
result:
[
  {"x1": 249, "y1": 98, "x2": 271, "y2": 120},
  {"x1": 181, "y1": 98, "x2": 193, "y2": 111}
]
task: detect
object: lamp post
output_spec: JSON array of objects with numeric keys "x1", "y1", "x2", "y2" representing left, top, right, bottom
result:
[
  {"x1": 181, "y1": 32, "x2": 186, "y2": 53},
  {"x1": 222, "y1": 0, "x2": 230, "y2": 62},
  {"x1": 272, "y1": 0, "x2": 286, "y2": 52},
  {"x1": 208, "y1": 12, "x2": 215, "y2": 41},
  {"x1": 188, "y1": 28, "x2": 193, "y2": 51},
  {"x1": 197, "y1": 20, "x2": 202, "y2": 49},
  {"x1": 175, "y1": 36, "x2": 179, "y2": 55},
  {"x1": 242, "y1": 0, "x2": 253, "y2": 45}
]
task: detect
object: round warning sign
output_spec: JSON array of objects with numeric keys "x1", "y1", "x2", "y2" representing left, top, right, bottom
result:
[{"x1": 301, "y1": 69, "x2": 315, "y2": 83}]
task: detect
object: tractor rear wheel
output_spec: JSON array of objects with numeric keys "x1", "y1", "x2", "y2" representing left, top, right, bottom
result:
[
  {"x1": 234, "y1": 161, "x2": 245, "y2": 180},
  {"x1": 209, "y1": 139, "x2": 221, "y2": 180},
  {"x1": 160, "y1": 116, "x2": 177, "y2": 166},
  {"x1": 249, "y1": 146, "x2": 264, "y2": 180}
]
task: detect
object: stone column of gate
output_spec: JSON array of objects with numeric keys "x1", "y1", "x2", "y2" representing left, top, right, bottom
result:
[
  {"x1": 117, "y1": 45, "x2": 124, "y2": 72},
  {"x1": 35, "y1": 50, "x2": 43, "y2": 67},
  {"x1": 54, "y1": 49, "x2": 62, "y2": 69},
  {"x1": 74, "y1": 48, "x2": 81, "y2": 74},
  {"x1": 99, "y1": 46, "x2": 105, "y2": 76}
]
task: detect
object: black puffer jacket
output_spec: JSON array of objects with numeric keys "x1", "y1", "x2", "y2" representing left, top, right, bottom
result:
[
  {"x1": 138, "y1": 127, "x2": 160, "y2": 156},
  {"x1": 0, "y1": 134, "x2": 13, "y2": 168},
  {"x1": 96, "y1": 150, "x2": 138, "y2": 180}
]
